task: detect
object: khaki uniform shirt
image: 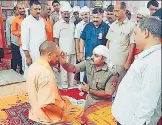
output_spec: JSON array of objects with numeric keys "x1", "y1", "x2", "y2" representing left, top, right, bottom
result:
[
  {"x1": 106, "y1": 18, "x2": 135, "y2": 66},
  {"x1": 75, "y1": 57, "x2": 117, "y2": 109},
  {"x1": 50, "y1": 11, "x2": 60, "y2": 25}
]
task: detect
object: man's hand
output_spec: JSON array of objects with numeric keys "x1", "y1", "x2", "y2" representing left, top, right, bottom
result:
[
  {"x1": 81, "y1": 83, "x2": 89, "y2": 93},
  {"x1": 124, "y1": 62, "x2": 131, "y2": 70},
  {"x1": 7, "y1": 41, "x2": 11, "y2": 49},
  {"x1": 77, "y1": 53, "x2": 82, "y2": 61},
  {"x1": 111, "y1": 74, "x2": 119, "y2": 87},
  {"x1": 26, "y1": 57, "x2": 32, "y2": 66},
  {"x1": 78, "y1": 52, "x2": 85, "y2": 61},
  {"x1": 7, "y1": 44, "x2": 11, "y2": 49},
  {"x1": 76, "y1": 53, "x2": 81, "y2": 61},
  {"x1": 59, "y1": 51, "x2": 67, "y2": 64},
  {"x1": 64, "y1": 107, "x2": 79, "y2": 116}
]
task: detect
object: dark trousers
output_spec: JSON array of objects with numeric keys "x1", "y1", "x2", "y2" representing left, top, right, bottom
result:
[
  {"x1": 83, "y1": 56, "x2": 88, "y2": 83},
  {"x1": 76, "y1": 60, "x2": 80, "y2": 81},
  {"x1": 83, "y1": 72, "x2": 87, "y2": 83},
  {"x1": 11, "y1": 43, "x2": 22, "y2": 72},
  {"x1": 117, "y1": 122, "x2": 121, "y2": 125}
]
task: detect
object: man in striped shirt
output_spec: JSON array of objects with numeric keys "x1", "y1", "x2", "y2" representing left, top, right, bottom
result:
[{"x1": 112, "y1": 17, "x2": 161, "y2": 125}]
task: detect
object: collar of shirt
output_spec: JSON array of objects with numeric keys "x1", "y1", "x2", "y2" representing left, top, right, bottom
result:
[
  {"x1": 105, "y1": 20, "x2": 110, "y2": 25},
  {"x1": 90, "y1": 21, "x2": 104, "y2": 29},
  {"x1": 90, "y1": 58, "x2": 108, "y2": 71},
  {"x1": 54, "y1": 11, "x2": 59, "y2": 15},
  {"x1": 17, "y1": 15, "x2": 26, "y2": 19},
  {"x1": 30, "y1": 15, "x2": 41, "y2": 21},
  {"x1": 115, "y1": 17, "x2": 129, "y2": 25},
  {"x1": 136, "y1": 44, "x2": 161, "y2": 60},
  {"x1": 80, "y1": 20, "x2": 88, "y2": 25},
  {"x1": 60, "y1": 18, "x2": 69, "y2": 24},
  {"x1": 95, "y1": 63, "x2": 108, "y2": 72}
]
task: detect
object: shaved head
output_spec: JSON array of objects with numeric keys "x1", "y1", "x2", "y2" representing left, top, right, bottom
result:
[
  {"x1": 16, "y1": 2, "x2": 24, "y2": 8},
  {"x1": 16, "y1": 2, "x2": 25, "y2": 16},
  {"x1": 39, "y1": 41, "x2": 59, "y2": 55}
]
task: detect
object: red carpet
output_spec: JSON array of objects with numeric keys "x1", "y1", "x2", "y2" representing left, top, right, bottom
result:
[
  {"x1": 3, "y1": 52, "x2": 11, "y2": 60},
  {"x1": 0, "y1": 55, "x2": 11, "y2": 70},
  {"x1": 2, "y1": 88, "x2": 86, "y2": 125},
  {"x1": 60, "y1": 88, "x2": 86, "y2": 100},
  {"x1": 0, "y1": 52, "x2": 11, "y2": 70},
  {"x1": 158, "y1": 117, "x2": 162, "y2": 125}
]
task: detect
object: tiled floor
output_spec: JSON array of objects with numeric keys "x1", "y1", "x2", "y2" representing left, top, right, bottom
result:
[
  {"x1": 0, "y1": 69, "x2": 25, "y2": 86},
  {"x1": 0, "y1": 82, "x2": 26, "y2": 98}
]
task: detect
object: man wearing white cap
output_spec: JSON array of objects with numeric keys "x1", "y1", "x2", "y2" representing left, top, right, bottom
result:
[
  {"x1": 72, "y1": 6, "x2": 82, "y2": 25},
  {"x1": 50, "y1": 0, "x2": 60, "y2": 25},
  {"x1": 133, "y1": 7, "x2": 151, "y2": 56},
  {"x1": 53, "y1": 4, "x2": 76, "y2": 88},
  {"x1": 59, "y1": 45, "x2": 119, "y2": 109},
  {"x1": 136, "y1": 7, "x2": 150, "y2": 23},
  {"x1": 74, "y1": 6, "x2": 90, "y2": 82}
]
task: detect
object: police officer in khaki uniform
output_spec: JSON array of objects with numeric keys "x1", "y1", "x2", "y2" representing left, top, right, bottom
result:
[
  {"x1": 59, "y1": 45, "x2": 119, "y2": 109},
  {"x1": 106, "y1": 1, "x2": 135, "y2": 74},
  {"x1": 50, "y1": 0, "x2": 60, "y2": 25}
]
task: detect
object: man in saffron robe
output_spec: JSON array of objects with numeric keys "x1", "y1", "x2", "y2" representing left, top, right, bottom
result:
[{"x1": 26, "y1": 41, "x2": 83, "y2": 124}]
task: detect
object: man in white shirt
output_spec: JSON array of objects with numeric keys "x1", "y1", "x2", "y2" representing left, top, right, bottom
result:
[
  {"x1": 112, "y1": 16, "x2": 161, "y2": 125},
  {"x1": 53, "y1": 4, "x2": 76, "y2": 87},
  {"x1": 74, "y1": 6, "x2": 90, "y2": 82},
  {"x1": 74, "y1": 6, "x2": 90, "y2": 61},
  {"x1": 21, "y1": 1, "x2": 46, "y2": 77}
]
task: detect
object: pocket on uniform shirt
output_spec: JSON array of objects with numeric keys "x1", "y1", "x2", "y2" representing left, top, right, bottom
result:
[{"x1": 119, "y1": 32, "x2": 130, "y2": 46}]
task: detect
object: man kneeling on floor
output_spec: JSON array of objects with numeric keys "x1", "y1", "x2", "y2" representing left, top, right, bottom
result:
[
  {"x1": 59, "y1": 45, "x2": 119, "y2": 109},
  {"x1": 26, "y1": 41, "x2": 83, "y2": 124}
]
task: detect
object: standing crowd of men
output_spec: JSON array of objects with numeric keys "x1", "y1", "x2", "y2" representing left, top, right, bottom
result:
[{"x1": 5, "y1": 0, "x2": 161, "y2": 124}]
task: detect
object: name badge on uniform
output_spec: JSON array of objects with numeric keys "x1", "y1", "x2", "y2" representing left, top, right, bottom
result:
[{"x1": 98, "y1": 33, "x2": 103, "y2": 40}]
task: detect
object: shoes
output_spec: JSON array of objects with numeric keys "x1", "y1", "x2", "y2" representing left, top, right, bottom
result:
[{"x1": 19, "y1": 70, "x2": 24, "y2": 75}]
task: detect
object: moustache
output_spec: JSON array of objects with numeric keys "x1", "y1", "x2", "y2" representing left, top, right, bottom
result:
[
  {"x1": 94, "y1": 21, "x2": 98, "y2": 23},
  {"x1": 36, "y1": 13, "x2": 40, "y2": 15},
  {"x1": 108, "y1": 17, "x2": 112, "y2": 20}
]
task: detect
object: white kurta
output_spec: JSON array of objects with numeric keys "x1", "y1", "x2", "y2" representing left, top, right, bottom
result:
[
  {"x1": 54, "y1": 19, "x2": 75, "y2": 55},
  {"x1": 74, "y1": 20, "x2": 87, "y2": 39},
  {"x1": 53, "y1": 19, "x2": 76, "y2": 87},
  {"x1": 21, "y1": 15, "x2": 46, "y2": 77},
  {"x1": 74, "y1": 20, "x2": 88, "y2": 82}
]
